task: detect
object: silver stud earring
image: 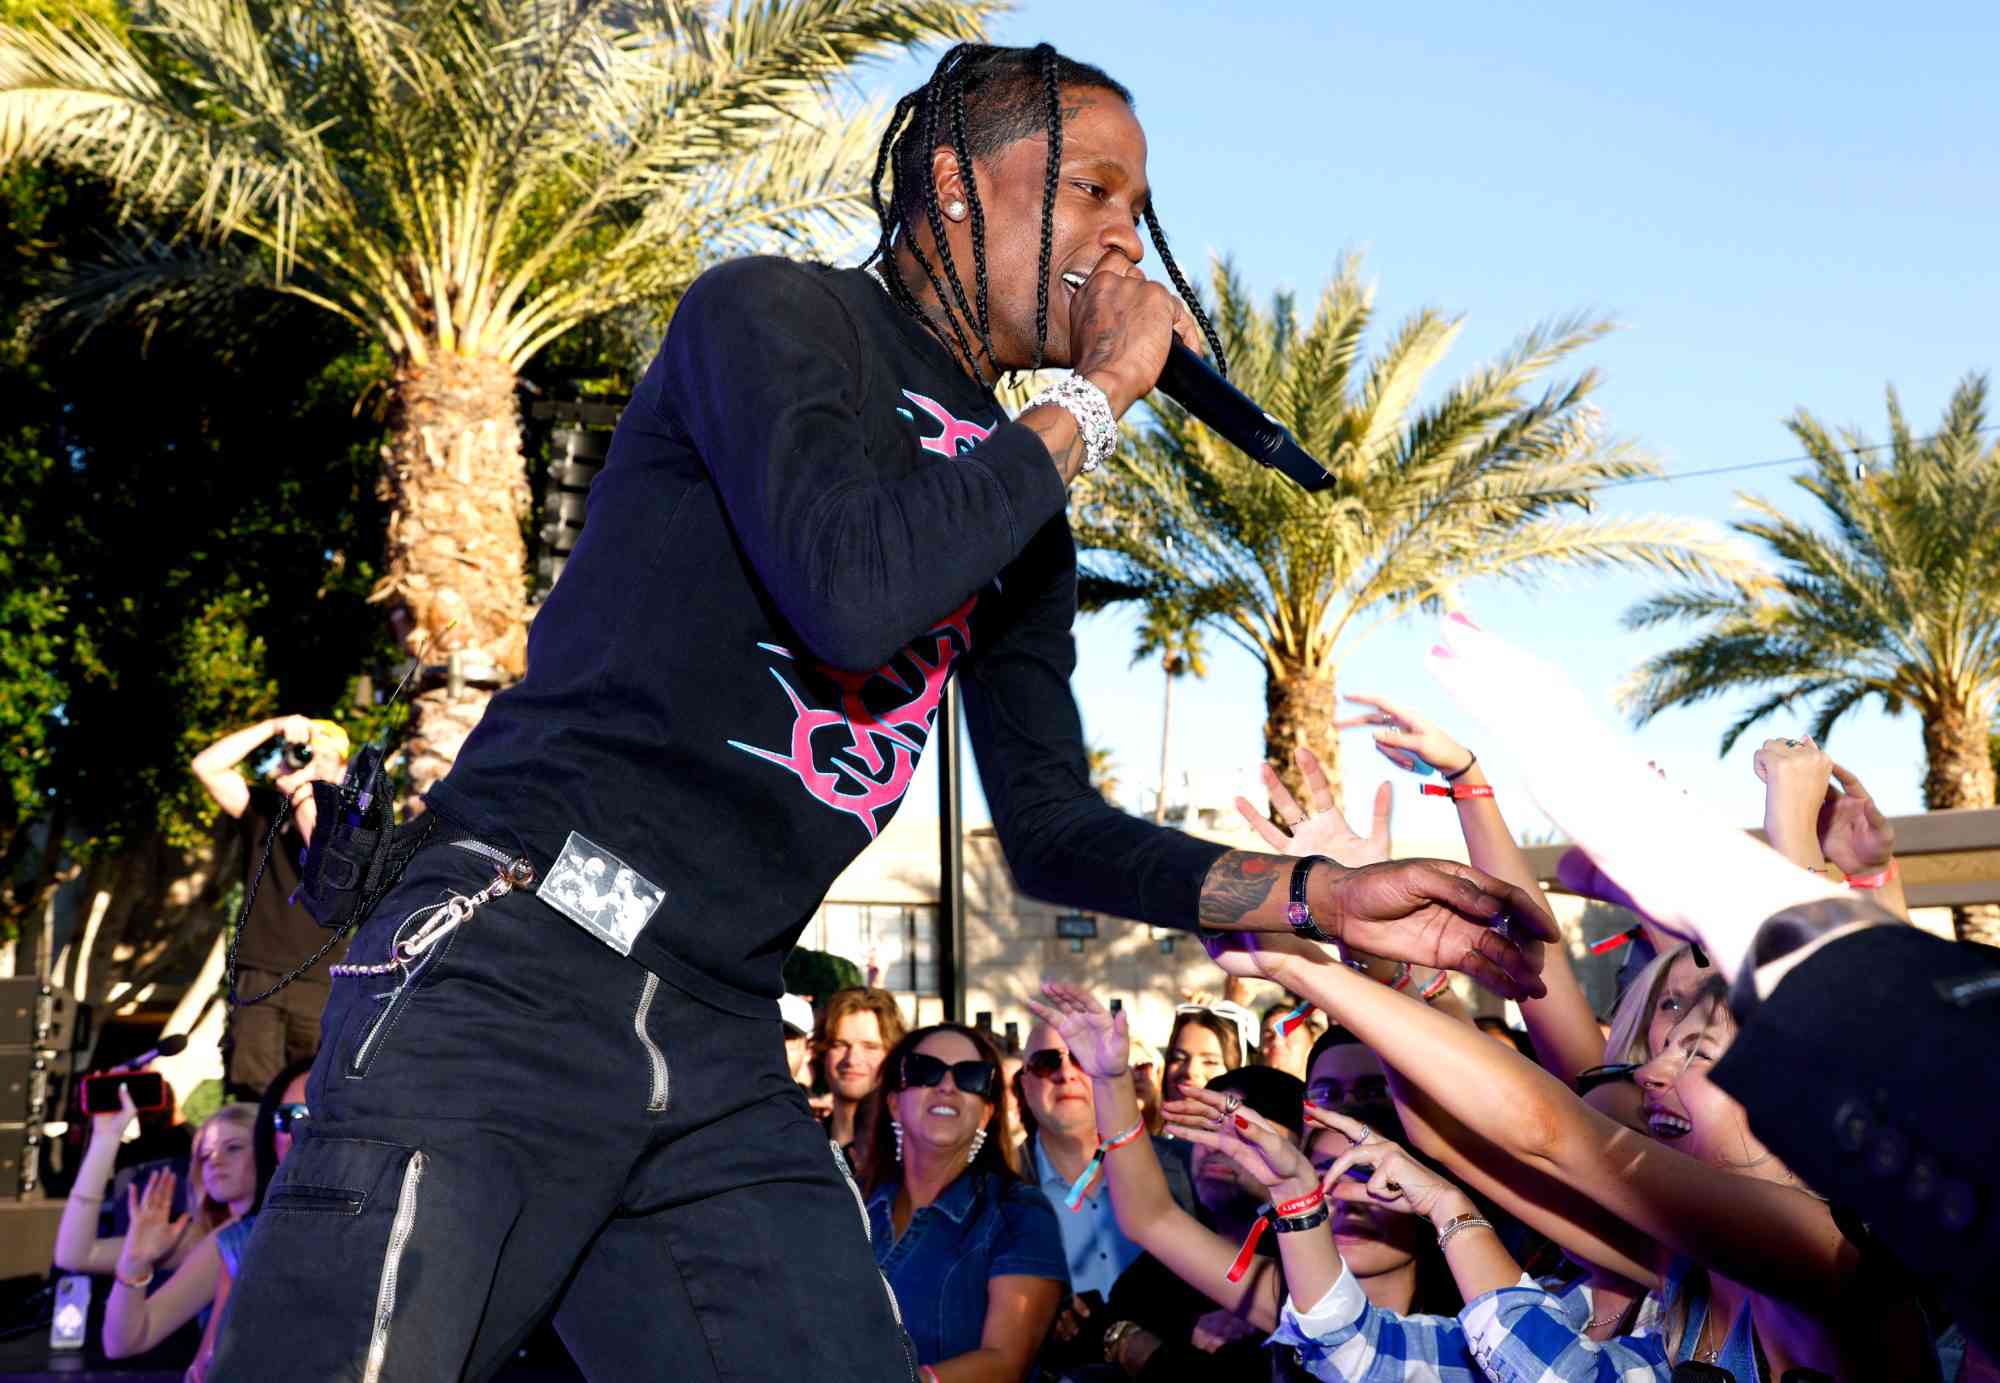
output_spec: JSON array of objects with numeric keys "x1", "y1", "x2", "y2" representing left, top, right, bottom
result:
[
  {"x1": 946, "y1": 200, "x2": 966, "y2": 220},
  {"x1": 891, "y1": 1119, "x2": 904, "y2": 1162}
]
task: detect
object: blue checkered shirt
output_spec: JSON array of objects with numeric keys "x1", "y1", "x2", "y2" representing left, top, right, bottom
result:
[{"x1": 1269, "y1": 1263, "x2": 1667, "y2": 1381}]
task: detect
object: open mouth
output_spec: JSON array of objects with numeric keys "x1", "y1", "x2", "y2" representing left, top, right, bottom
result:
[
  {"x1": 1646, "y1": 1109, "x2": 1692, "y2": 1140},
  {"x1": 925, "y1": 1103, "x2": 960, "y2": 1120}
]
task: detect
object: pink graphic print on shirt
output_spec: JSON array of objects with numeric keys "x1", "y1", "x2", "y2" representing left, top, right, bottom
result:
[{"x1": 727, "y1": 390, "x2": 994, "y2": 837}]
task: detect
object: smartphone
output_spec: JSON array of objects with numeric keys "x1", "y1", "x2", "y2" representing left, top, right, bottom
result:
[
  {"x1": 50, "y1": 1275, "x2": 90, "y2": 1351},
  {"x1": 82, "y1": 1070, "x2": 167, "y2": 1115}
]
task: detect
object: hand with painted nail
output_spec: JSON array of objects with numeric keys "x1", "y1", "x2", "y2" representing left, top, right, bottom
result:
[
  {"x1": 1162, "y1": 1084, "x2": 1318, "y2": 1205},
  {"x1": 1309, "y1": 1105, "x2": 1471, "y2": 1228},
  {"x1": 1333, "y1": 692, "x2": 1473, "y2": 780}
]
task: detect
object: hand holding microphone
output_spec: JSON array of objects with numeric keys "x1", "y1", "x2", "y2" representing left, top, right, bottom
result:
[{"x1": 1063, "y1": 250, "x2": 1332, "y2": 490}]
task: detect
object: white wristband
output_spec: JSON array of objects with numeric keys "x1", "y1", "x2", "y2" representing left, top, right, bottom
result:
[{"x1": 1024, "y1": 373, "x2": 1117, "y2": 474}]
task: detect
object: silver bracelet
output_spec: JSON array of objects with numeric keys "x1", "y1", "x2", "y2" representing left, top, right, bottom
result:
[
  {"x1": 1435, "y1": 1213, "x2": 1495, "y2": 1250},
  {"x1": 1023, "y1": 373, "x2": 1117, "y2": 474}
]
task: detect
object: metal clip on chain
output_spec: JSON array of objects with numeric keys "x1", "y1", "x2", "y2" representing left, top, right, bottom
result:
[{"x1": 329, "y1": 858, "x2": 536, "y2": 980}]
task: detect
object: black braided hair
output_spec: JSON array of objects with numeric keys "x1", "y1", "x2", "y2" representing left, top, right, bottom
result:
[
  {"x1": 864, "y1": 43, "x2": 1230, "y2": 383},
  {"x1": 1144, "y1": 202, "x2": 1228, "y2": 377}
]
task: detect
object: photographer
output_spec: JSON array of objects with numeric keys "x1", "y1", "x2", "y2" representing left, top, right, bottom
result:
[{"x1": 190, "y1": 715, "x2": 351, "y2": 1098}]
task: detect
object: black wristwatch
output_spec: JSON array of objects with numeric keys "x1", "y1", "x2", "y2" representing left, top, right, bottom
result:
[{"x1": 1287, "y1": 856, "x2": 1337, "y2": 944}]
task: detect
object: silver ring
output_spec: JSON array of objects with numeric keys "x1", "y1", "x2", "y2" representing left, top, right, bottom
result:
[
  {"x1": 1222, "y1": 1093, "x2": 1243, "y2": 1116},
  {"x1": 1783, "y1": 738, "x2": 1801, "y2": 748}
]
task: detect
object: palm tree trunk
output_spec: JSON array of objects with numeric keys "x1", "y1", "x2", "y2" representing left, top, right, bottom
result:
[
  {"x1": 1155, "y1": 666, "x2": 1173, "y2": 824},
  {"x1": 1922, "y1": 701, "x2": 2000, "y2": 946},
  {"x1": 1263, "y1": 652, "x2": 1338, "y2": 816},
  {"x1": 378, "y1": 355, "x2": 530, "y2": 795}
]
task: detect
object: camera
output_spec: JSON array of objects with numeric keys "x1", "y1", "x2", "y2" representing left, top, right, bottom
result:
[{"x1": 259, "y1": 734, "x2": 315, "y2": 774}]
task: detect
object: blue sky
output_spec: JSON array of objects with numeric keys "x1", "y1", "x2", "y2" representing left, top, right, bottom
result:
[{"x1": 856, "y1": 1, "x2": 1999, "y2": 833}]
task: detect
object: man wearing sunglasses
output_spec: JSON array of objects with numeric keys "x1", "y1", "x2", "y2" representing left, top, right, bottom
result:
[{"x1": 1018, "y1": 1023, "x2": 1194, "y2": 1308}]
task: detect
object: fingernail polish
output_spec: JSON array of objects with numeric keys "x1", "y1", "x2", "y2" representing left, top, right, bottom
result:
[{"x1": 1234, "y1": 1114, "x2": 1249, "y2": 1130}]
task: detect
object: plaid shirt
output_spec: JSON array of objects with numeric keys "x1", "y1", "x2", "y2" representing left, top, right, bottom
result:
[{"x1": 1269, "y1": 1264, "x2": 1666, "y2": 1382}]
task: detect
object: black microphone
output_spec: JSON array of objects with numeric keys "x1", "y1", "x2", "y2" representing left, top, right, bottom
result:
[
  {"x1": 111, "y1": 1034, "x2": 188, "y2": 1071},
  {"x1": 1155, "y1": 341, "x2": 1333, "y2": 492}
]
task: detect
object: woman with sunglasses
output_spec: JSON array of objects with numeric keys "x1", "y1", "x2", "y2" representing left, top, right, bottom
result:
[
  {"x1": 860, "y1": 1024, "x2": 1067, "y2": 1382},
  {"x1": 184, "y1": 1058, "x2": 313, "y2": 1382}
]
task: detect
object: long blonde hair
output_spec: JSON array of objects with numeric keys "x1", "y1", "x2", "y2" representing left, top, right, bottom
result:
[
  {"x1": 1604, "y1": 941, "x2": 1694, "y2": 1067},
  {"x1": 188, "y1": 1103, "x2": 257, "y2": 1235}
]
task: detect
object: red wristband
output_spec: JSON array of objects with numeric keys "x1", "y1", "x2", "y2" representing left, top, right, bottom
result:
[
  {"x1": 1225, "y1": 1215, "x2": 1272, "y2": 1282},
  {"x1": 1590, "y1": 925, "x2": 1643, "y2": 955},
  {"x1": 1273, "y1": 1187, "x2": 1324, "y2": 1218},
  {"x1": 1420, "y1": 783, "x2": 1494, "y2": 800},
  {"x1": 1845, "y1": 860, "x2": 1897, "y2": 889}
]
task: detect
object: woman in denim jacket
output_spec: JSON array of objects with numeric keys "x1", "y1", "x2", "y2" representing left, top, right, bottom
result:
[{"x1": 862, "y1": 1023, "x2": 1069, "y2": 1381}]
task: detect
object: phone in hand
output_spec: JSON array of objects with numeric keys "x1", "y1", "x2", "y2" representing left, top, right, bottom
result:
[{"x1": 82, "y1": 1070, "x2": 168, "y2": 1115}]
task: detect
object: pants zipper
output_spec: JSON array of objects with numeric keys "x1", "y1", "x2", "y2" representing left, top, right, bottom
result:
[
  {"x1": 634, "y1": 972, "x2": 669, "y2": 1111},
  {"x1": 362, "y1": 1149, "x2": 426, "y2": 1383}
]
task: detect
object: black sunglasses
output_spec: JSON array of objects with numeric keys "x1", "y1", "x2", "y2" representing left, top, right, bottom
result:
[
  {"x1": 1575, "y1": 1063, "x2": 1640, "y2": 1097},
  {"x1": 271, "y1": 1102, "x2": 311, "y2": 1134},
  {"x1": 900, "y1": 1053, "x2": 999, "y2": 1099},
  {"x1": 1023, "y1": 1048, "x2": 1080, "y2": 1081}
]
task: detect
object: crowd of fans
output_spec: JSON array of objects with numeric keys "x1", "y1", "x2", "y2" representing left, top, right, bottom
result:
[{"x1": 44, "y1": 619, "x2": 1997, "y2": 1381}]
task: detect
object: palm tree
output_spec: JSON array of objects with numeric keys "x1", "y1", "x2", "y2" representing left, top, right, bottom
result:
[
  {"x1": 1624, "y1": 373, "x2": 2000, "y2": 944},
  {"x1": 1075, "y1": 254, "x2": 1747, "y2": 806},
  {"x1": 0, "y1": 0, "x2": 990, "y2": 790},
  {"x1": 1084, "y1": 744, "x2": 1121, "y2": 808},
  {"x1": 1131, "y1": 601, "x2": 1208, "y2": 823}
]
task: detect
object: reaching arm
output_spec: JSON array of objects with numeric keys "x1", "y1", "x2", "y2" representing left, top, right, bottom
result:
[
  {"x1": 1028, "y1": 985, "x2": 1286, "y2": 1332},
  {"x1": 52, "y1": 1094, "x2": 137, "y2": 1274},
  {"x1": 186, "y1": 1258, "x2": 231, "y2": 1383},
  {"x1": 1263, "y1": 949, "x2": 1861, "y2": 1311},
  {"x1": 1338, "y1": 693, "x2": 1602, "y2": 1085}
]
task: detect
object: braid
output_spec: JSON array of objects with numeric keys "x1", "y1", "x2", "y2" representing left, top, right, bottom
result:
[
  {"x1": 916, "y1": 53, "x2": 986, "y2": 377},
  {"x1": 1032, "y1": 44, "x2": 1061, "y2": 372},
  {"x1": 948, "y1": 79, "x2": 999, "y2": 373},
  {"x1": 1144, "y1": 202, "x2": 1227, "y2": 379}
]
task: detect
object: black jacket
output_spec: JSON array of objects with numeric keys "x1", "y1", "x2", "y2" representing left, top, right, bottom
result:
[{"x1": 1713, "y1": 920, "x2": 2000, "y2": 1356}]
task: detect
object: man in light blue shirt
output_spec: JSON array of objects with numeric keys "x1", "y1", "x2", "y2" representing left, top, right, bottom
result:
[{"x1": 1018, "y1": 1020, "x2": 1192, "y2": 1298}]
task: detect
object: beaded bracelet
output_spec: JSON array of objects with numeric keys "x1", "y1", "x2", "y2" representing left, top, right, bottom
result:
[{"x1": 1064, "y1": 1116, "x2": 1146, "y2": 1211}]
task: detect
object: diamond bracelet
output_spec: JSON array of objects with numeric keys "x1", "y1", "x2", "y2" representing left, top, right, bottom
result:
[{"x1": 1023, "y1": 373, "x2": 1118, "y2": 474}]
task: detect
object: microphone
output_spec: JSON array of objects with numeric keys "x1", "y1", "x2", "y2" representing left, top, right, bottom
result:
[
  {"x1": 111, "y1": 1034, "x2": 188, "y2": 1071},
  {"x1": 1154, "y1": 341, "x2": 1333, "y2": 492}
]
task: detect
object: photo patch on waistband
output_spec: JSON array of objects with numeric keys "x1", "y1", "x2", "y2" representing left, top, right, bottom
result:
[{"x1": 535, "y1": 832, "x2": 664, "y2": 956}]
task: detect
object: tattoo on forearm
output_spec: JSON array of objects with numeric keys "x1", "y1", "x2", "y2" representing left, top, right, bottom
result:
[{"x1": 1198, "y1": 851, "x2": 1281, "y2": 929}]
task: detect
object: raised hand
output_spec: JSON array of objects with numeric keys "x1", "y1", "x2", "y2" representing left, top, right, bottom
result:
[
  {"x1": 1817, "y1": 761, "x2": 1895, "y2": 877},
  {"x1": 1025, "y1": 982, "x2": 1128, "y2": 1079},
  {"x1": 1754, "y1": 735, "x2": 1835, "y2": 869},
  {"x1": 91, "y1": 1082, "x2": 141, "y2": 1146},
  {"x1": 122, "y1": 1169, "x2": 189, "y2": 1272},
  {"x1": 1334, "y1": 693, "x2": 1473, "y2": 779},
  {"x1": 1161, "y1": 1084, "x2": 1318, "y2": 1202},
  {"x1": 1327, "y1": 859, "x2": 1556, "y2": 1000},
  {"x1": 1234, "y1": 748, "x2": 1393, "y2": 869},
  {"x1": 1310, "y1": 1106, "x2": 1470, "y2": 1226}
]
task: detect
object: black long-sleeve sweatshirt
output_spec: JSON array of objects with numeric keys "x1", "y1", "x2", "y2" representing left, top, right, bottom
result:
[{"x1": 427, "y1": 256, "x2": 1227, "y2": 1016}]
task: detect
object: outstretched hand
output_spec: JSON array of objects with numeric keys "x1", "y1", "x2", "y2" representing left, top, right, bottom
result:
[
  {"x1": 1817, "y1": 761, "x2": 1895, "y2": 877},
  {"x1": 1310, "y1": 1105, "x2": 1469, "y2": 1225},
  {"x1": 1334, "y1": 693, "x2": 1473, "y2": 779},
  {"x1": 123, "y1": 1168, "x2": 189, "y2": 1270},
  {"x1": 1233, "y1": 748, "x2": 1393, "y2": 869},
  {"x1": 1026, "y1": 982, "x2": 1129, "y2": 1078},
  {"x1": 1329, "y1": 859, "x2": 1557, "y2": 1000},
  {"x1": 1161, "y1": 1085, "x2": 1318, "y2": 1202}
]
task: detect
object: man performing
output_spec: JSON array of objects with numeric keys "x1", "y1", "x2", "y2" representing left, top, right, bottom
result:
[{"x1": 215, "y1": 42, "x2": 1554, "y2": 1382}]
